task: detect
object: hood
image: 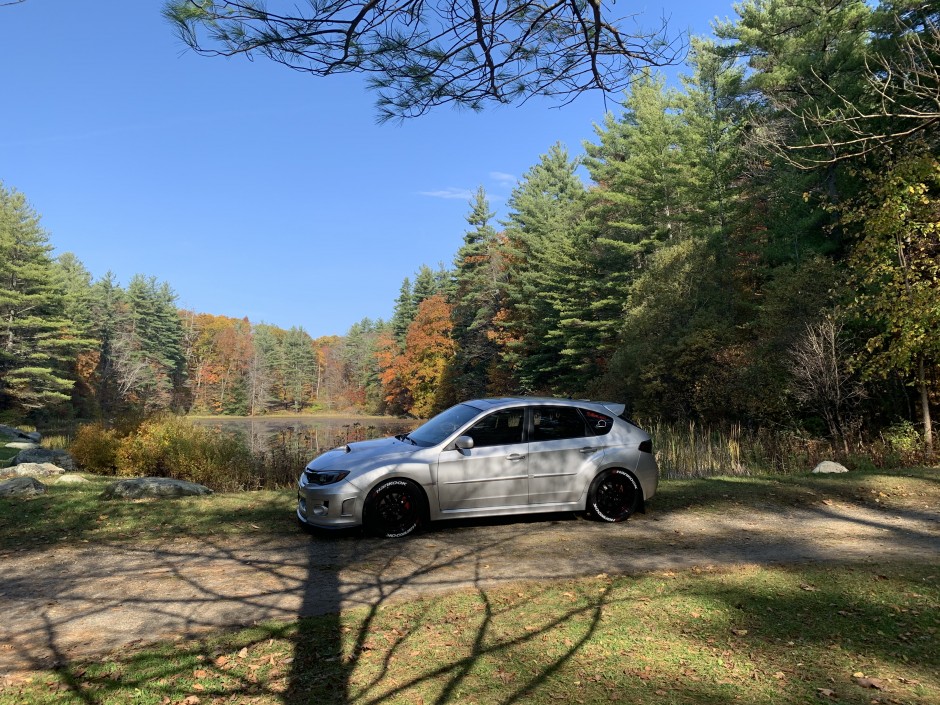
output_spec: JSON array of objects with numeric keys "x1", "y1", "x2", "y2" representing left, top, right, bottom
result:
[{"x1": 306, "y1": 436, "x2": 417, "y2": 472}]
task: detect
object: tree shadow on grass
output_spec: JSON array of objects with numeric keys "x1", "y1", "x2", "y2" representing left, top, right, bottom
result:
[{"x1": 1, "y1": 478, "x2": 939, "y2": 704}]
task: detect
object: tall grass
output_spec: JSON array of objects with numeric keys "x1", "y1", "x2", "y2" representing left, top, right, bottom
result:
[
  {"x1": 644, "y1": 420, "x2": 839, "y2": 479},
  {"x1": 643, "y1": 418, "x2": 931, "y2": 479}
]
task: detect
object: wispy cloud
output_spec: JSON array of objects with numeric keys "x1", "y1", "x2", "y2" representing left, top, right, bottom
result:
[
  {"x1": 489, "y1": 171, "x2": 517, "y2": 186},
  {"x1": 419, "y1": 187, "x2": 477, "y2": 200}
]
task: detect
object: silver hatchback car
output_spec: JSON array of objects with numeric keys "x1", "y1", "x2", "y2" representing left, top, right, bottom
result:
[{"x1": 297, "y1": 397, "x2": 658, "y2": 537}]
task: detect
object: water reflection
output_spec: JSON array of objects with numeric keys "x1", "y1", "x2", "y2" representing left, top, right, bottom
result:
[{"x1": 192, "y1": 416, "x2": 416, "y2": 456}]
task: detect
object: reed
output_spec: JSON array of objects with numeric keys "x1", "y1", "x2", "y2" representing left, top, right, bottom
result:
[{"x1": 642, "y1": 420, "x2": 838, "y2": 479}]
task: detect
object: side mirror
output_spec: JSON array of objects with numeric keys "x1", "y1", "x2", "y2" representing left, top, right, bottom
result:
[{"x1": 454, "y1": 435, "x2": 474, "y2": 451}]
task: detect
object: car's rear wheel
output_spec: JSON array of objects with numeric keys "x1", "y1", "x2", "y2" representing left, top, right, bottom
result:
[
  {"x1": 364, "y1": 479, "x2": 425, "y2": 538},
  {"x1": 587, "y1": 469, "x2": 641, "y2": 522}
]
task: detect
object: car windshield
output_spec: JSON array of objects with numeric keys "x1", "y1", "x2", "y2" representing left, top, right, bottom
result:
[{"x1": 406, "y1": 403, "x2": 482, "y2": 447}]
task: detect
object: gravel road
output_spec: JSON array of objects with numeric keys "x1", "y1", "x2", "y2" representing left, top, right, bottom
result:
[{"x1": 1, "y1": 494, "x2": 938, "y2": 674}]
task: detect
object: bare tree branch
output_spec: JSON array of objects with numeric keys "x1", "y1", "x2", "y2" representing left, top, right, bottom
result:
[
  {"x1": 757, "y1": 15, "x2": 940, "y2": 167},
  {"x1": 164, "y1": 0, "x2": 685, "y2": 120}
]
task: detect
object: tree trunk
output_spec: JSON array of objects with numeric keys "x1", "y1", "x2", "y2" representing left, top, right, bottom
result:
[{"x1": 919, "y1": 356, "x2": 934, "y2": 453}]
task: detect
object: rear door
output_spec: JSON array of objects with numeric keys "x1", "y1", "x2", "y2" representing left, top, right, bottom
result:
[
  {"x1": 436, "y1": 408, "x2": 528, "y2": 510},
  {"x1": 527, "y1": 406, "x2": 606, "y2": 504}
]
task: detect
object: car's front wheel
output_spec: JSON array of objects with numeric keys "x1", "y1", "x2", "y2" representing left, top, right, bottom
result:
[
  {"x1": 587, "y1": 469, "x2": 641, "y2": 522},
  {"x1": 364, "y1": 479, "x2": 425, "y2": 538}
]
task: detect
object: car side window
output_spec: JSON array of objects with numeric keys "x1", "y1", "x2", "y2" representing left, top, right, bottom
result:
[
  {"x1": 581, "y1": 409, "x2": 613, "y2": 436},
  {"x1": 532, "y1": 406, "x2": 590, "y2": 442},
  {"x1": 466, "y1": 409, "x2": 525, "y2": 447}
]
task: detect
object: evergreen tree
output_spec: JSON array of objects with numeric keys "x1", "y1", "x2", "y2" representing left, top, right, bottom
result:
[
  {"x1": 499, "y1": 144, "x2": 587, "y2": 392},
  {"x1": 412, "y1": 264, "x2": 439, "y2": 305},
  {"x1": 451, "y1": 187, "x2": 503, "y2": 398},
  {"x1": 281, "y1": 326, "x2": 318, "y2": 411},
  {"x1": 0, "y1": 183, "x2": 76, "y2": 413},
  {"x1": 390, "y1": 277, "x2": 415, "y2": 346}
]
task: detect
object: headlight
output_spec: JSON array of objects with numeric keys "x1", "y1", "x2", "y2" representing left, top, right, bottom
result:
[{"x1": 305, "y1": 470, "x2": 350, "y2": 486}]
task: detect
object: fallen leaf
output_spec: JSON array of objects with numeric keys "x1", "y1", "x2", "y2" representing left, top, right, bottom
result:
[
  {"x1": 192, "y1": 683, "x2": 206, "y2": 691},
  {"x1": 854, "y1": 676, "x2": 885, "y2": 690},
  {"x1": 238, "y1": 647, "x2": 248, "y2": 659},
  {"x1": 213, "y1": 656, "x2": 228, "y2": 667},
  {"x1": 193, "y1": 670, "x2": 207, "y2": 679},
  {"x1": 731, "y1": 629, "x2": 748, "y2": 636},
  {"x1": 817, "y1": 688, "x2": 836, "y2": 698},
  {"x1": 182, "y1": 697, "x2": 201, "y2": 705},
  {"x1": 800, "y1": 584, "x2": 818, "y2": 592}
]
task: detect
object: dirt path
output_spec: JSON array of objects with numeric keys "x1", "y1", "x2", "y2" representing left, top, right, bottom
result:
[{"x1": 1, "y1": 496, "x2": 938, "y2": 674}]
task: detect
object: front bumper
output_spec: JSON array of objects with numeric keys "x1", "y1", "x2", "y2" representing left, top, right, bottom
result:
[{"x1": 296, "y1": 481, "x2": 362, "y2": 529}]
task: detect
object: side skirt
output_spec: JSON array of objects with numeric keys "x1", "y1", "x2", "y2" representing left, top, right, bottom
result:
[{"x1": 432, "y1": 501, "x2": 584, "y2": 522}]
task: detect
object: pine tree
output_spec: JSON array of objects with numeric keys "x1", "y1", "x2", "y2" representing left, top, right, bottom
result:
[
  {"x1": 390, "y1": 277, "x2": 415, "y2": 346},
  {"x1": 451, "y1": 187, "x2": 503, "y2": 398},
  {"x1": 498, "y1": 144, "x2": 587, "y2": 392},
  {"x1": 281, "y1": 326, "x2": 318, "y2": 411},
  {"x1": 0, "y1": 183, "x2": 76, "y2": 413}
]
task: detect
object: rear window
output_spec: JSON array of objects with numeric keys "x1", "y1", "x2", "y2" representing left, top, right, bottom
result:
[
  {"x1": 532, "y1": 406, "x2": 591, "y2": 441},
  {"x1": 581, "y1": 409, "x2": 613, "y2": 436}
]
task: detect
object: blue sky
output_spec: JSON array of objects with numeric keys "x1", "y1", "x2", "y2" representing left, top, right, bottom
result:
[{"x1": 1, "y1": 0, "x2": 734, "y2": 338}]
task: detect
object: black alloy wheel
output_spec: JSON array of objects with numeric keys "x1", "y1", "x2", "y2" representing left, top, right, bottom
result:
[
  {"x1": 588, "y1": 469, "x2": 640, "y2": 522},
  {"x1": 366, "y1": 479, "x2": 424, "y2": 538}
]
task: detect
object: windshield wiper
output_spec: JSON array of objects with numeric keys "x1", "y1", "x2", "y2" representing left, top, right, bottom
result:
[{"x1": 395, "y1": 433, "x2": 418, "y2": 445}]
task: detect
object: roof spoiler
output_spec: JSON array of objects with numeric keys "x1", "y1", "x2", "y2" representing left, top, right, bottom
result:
[{"x1": 601, "y1": 402, "x2": 626, "y2": 417}]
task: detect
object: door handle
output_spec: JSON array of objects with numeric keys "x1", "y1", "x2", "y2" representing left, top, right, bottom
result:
[
  {"x1": 579, "y1": 447, "x2": 596, "y2": 454},
  {"x1": 506, "y1": 453, "x2": 526, "y2": 461}
]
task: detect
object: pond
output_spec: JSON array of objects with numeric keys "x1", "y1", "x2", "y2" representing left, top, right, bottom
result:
[{"x1": 190, "y1": 415, "x2": 418, "y2": 457}]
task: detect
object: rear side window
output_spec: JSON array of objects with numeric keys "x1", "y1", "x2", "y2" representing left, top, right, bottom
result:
[
  {"x1": 532, "y1": 406, "x2": 590, "y2": 442},
  {"x1": 581, "y1": 409, "x2": 613, "y2": 436},
  {"x1": 467, "y1": 409, "x2": 525, "y2": 447}
]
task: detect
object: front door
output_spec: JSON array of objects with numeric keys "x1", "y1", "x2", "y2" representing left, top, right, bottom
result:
[{"x1": 437, "y1": 408, "x2": 528, "y2": 511}]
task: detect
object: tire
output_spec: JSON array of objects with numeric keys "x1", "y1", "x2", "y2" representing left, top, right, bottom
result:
[
  {"x1": 587, "y1": 469, "x2": 641, "y2": 522},
  {"x1": 364, "y1": 479, "x2": 425, "y2": 538}
]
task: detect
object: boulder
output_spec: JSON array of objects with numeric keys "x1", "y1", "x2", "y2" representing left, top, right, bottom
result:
[
  {"x1": 0, "y1": 462, "x2": 66, "y2": 479},
  {"x1": 4, "y1": 441, "x2": 39, "y2": 451},
  {"x1": 101, "y1": 477, "x2": 214, "y2": 500},
  {"x1": 0, "y1": 476, "x2": 47, "y2": 498},
  {"x1": 812, "y1": 460, "x2": 850, "y2": 474},
  {"x1": 12, "y1": 448, "x2": 75, "y2": 471},
  {"x1": 0, "y1": 424, "x2": 41, "y2": 443},
  {"x1": 56, "y1": 474, "x2": 91, "y2": 485}
]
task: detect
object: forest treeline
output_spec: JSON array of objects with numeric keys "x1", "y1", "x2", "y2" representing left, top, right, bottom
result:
[{"x1": 1, "y1": 0, "x2": 937, "y2": 454}]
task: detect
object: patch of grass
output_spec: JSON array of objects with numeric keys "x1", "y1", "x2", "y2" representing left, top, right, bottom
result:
[
  {"x1": 0, "y1": 477, "x2": 297, "y2": 551},
  {"x1": 2, "y1": 564, "x2": 937, "y2": 704},
  {"x1": 0, "y1": 446, "x2": 18, "y2": 467},
  {"x1": 650, "y1": 466, "x2": 939, "y2": 515},
  {"x1": 1, "y1": 468, "x2": 937, "y2": 553}
]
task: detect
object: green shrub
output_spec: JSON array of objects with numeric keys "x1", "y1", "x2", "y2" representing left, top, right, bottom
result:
[
  {"x1": 70, "y1": 423, "x2": 122, "y2": 474},
  {"x1": 116, "y1": 416, "x2": 258, "y2": 491}
]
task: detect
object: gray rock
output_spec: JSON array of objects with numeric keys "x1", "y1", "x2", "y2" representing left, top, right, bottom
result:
[
  {"x1": 4, "y1": 441, "x2": 40, "y2": 450},
  {"x1": 0, "y1": 424, "x2": 41, "y2": 442},
  {"x1": 0, "y1": 476, "x2": 47, "y2": 498},
  {"x1": 0, "y1": 462, "x2": 66, "y2": 479},
  {"x1": 101, "y1": 477, "x2": 214, "y2": 499},
  {"x1": 13, "y1": 448, "x2": 75, "y2": 471},
  {"x1": 56, "y1": 474, "x2": 91, "y2": 485},
  {"x1": 812, "y1": 460, "x2": 850, "y2": 474}
]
